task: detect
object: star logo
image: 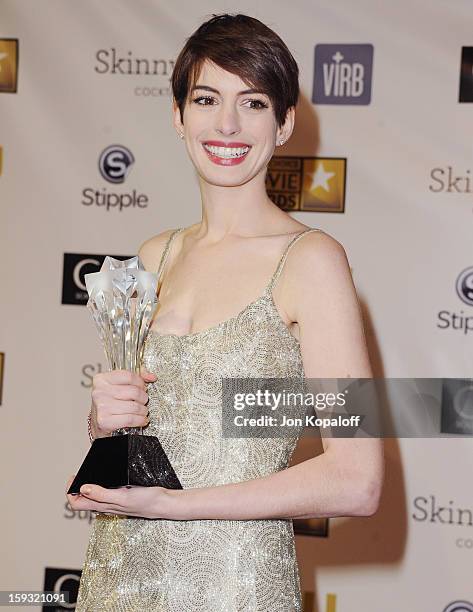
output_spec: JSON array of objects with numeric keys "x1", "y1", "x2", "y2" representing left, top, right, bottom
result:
[
  {"x1": 307, "y1": 162, "x2": 336, "y2": 193},
  {"x1": 266, "y1": 156, "x2": 346, "y2": 213},
  {"x1": 302, "y1": 157, "x2": 346, "y2": 212}
]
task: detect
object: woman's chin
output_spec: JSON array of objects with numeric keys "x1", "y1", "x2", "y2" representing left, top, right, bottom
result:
[{"x1": 195, "y1": 167, "x2": 254, "y2": 187}]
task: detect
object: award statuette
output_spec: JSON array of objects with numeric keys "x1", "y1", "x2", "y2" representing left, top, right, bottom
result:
[{"x1": 67, "y1": 256, "x2": 182, "y2": 495}]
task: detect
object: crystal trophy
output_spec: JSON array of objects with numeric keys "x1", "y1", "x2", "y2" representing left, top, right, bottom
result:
[{"x1": 67, "y1": 256, "x2": 182, "y2": 494}]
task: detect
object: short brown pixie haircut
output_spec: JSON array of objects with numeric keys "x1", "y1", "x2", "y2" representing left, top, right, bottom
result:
[{"x1": 171, "y1": 13, "x2": 300, "y2": 129}]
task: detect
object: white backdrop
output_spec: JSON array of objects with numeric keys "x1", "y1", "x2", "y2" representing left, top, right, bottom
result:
[{"x1": 1, "y1": 1, "x2": 472, "y2": 611}]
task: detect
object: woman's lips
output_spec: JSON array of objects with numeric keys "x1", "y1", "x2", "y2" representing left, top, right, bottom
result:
[{"x1": 202, "y1": 144, "x2": 251, "y2": 166}]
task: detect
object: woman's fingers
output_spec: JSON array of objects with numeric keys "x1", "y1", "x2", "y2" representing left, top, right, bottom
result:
[
  {"x1": 96, "y1": 409, "x2": 149, "y2": 433},
  {"x1": 90, "y1": 369, "x2": 156, "y2": 438},
  {"x1": 105, "y1": 384, "x2": 149, "y2": 404},
  {"x1": 140, "y1": 367, "x2": 158, "y2": 383},
  {"x1": 66, "y1": 479, "x2": 129, "y2": 515},
  {"x1": 95, "y1": 370, "x2": 148, "y2": 389}
]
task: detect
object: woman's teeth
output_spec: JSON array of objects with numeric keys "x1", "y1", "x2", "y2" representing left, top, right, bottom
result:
[{"x1": 203, "y1": 144, "x2": 250, "y2": 159}]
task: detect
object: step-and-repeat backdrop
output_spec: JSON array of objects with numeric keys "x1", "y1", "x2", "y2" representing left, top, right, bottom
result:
[{"x1": 1, "y1": 1, "x2": 472, "y2": 611}]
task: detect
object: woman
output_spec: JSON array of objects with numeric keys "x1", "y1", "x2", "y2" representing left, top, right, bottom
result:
[{"x1": 68, "y1": 13, "x2": 384, "y2": 611}]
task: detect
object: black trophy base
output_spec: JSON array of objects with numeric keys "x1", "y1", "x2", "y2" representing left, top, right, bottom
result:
[{"x1": 67, "y1": 434, "x2": 182, "y2": 495}]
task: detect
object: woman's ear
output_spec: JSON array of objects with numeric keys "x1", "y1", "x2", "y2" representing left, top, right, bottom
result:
[
  {"x1": 278, "y1": 106, "x2": 296, "y2": 145},
  {"x1": 172, "y1": 99, "x2": 184, "y2": 137}
]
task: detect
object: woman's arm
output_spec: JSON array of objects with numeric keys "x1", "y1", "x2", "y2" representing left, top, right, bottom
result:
[
  {"x1": 162, "y1": 232, "x2": 384, "y2": 521},
  {"x1": 70, "y1": 232, "x2": 384, "y2": 520},
  {"x1": 164, "y1": 441, "x2": 381, "y2": 520}
]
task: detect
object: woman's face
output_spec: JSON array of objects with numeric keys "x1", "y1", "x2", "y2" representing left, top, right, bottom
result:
[{"x1": 173, "y1": 60, "x2": 293, "y2": 187}]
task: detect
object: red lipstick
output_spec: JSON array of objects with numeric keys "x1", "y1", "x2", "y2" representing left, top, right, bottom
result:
[
  {"x1": 203, "y1": 140, "x2": 251, "y2": 147},
  {"x1": 201, "y1": 142, "x2": 251, "y2": 167}
]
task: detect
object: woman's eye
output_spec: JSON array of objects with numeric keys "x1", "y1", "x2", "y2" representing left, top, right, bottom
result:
[
  {"x1": 246, "y1": 99, "x2": 268, "y2": 110},
  {"x1": 193, "y1": 96, "x2": 215, "y2": 105}
]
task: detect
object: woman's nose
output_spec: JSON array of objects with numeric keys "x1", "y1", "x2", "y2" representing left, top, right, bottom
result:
[{"x1": 215, "y1": 102, "x2": 241, "y2": 136}]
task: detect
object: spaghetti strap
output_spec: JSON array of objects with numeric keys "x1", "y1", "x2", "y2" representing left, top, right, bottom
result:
[
  {"x1": 267, "y1": 228, "x2": 322, "y2": 292},
  {"x1": 155, "y1": 228, "x2": 183, "y2": 291}
]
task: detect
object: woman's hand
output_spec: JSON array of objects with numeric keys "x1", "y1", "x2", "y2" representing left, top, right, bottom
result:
[
  {"x1": 90, "y1": 368, "x2": 157, "y2": 439},
  {"x1": 65, "y1": 475, "x2": 173, "y2": 520}
]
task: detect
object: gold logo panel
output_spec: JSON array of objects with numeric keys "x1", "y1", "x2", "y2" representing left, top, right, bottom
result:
[
  {"x1": 0, "y1": 39, "x2": 19, "y2": 93},
  {"x1": 267, "y1": 156, "x2": 346, "y2": 213}
]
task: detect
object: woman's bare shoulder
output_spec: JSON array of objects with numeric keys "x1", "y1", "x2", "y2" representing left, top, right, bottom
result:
[
  {"x1": 283, "y1": 228, "x2": 351, "y2": 301},
  {"x1": 137, "y1": 228, "x2": 179, "y2": 272},
  {"x1": 292, "y1": 227, "x2": 346, "y2": 261}
]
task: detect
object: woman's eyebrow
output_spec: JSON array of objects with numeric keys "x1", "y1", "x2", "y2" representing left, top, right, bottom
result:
[{"x1": 191, "y1": 85, "x2": 266, "y2": 95}]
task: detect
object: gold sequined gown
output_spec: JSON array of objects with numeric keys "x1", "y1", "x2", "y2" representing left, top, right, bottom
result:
[{"x1": 76, "y1": 227, "x2": 321, "y2": 611}]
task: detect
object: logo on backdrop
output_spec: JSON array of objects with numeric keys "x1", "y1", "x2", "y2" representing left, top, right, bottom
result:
[
  {"x1": 456, "y1": 267, "x2": 473, "y2": 306},
  {"x1": 412, "y1": 494, "x2": 473, "y2": 527},
  {"x1": 0, "y1": 38, "x2": 19, "y2": 93},
  {"x1": 42, "y1": 567, "x2": 81, "y2": 611},
  {"x1": 0, "y1": 351, "x2": 4, "y2": 405},
  {"x1": 266, "y1": 156, "x2": 346, "y2": 212},
  {"x1": 98, "y1": 144, "x2": 134, "y2": 184},
  {"x1": 440, "y1": 379, "x2": 473, "y2": 435},
  {"x1": 443, "y1": 602, "x2": 473, "y2": 612},
  {"x1": 437, "y1": 267, "x2": 473, "y2": 335},
  {"x1": 312, "y1": 44, "x2": 373, "y2": 105},
  {"x1": 64, "y1": 500, "x2": 95, "y2": 524},
  {"x1": 412, "y1": 495, "x2": 473, "y2": 551},
  {"x1": 81, "y1": 145, "x2": 149, "y2": 211},
  {"x1": 62, "y1": 253, "x2": 131, "y2": 305},
  {"x1": 429, "y1": 166, "x2": 472, "y2": 195},
  {"x1": 459, "y1": 47, "x2": 473, "y2": 103},
  {"x1": 293, "y1": 517, "x2": 329, "y2": 537},
  {"x1": 94, "y1": 48, "x2": 174, "y2": 97}
]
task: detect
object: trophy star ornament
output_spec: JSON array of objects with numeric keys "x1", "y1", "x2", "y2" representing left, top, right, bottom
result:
[{"x1": 85, "y1": 256, "x2": 157, "y2": 401}]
